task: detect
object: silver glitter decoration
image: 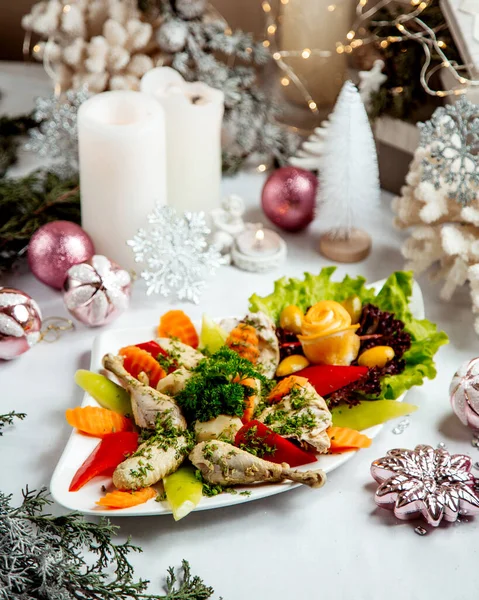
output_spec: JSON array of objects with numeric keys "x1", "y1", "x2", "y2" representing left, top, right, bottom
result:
[
  {"x1": 414, "y1": 526, "x2": 428, "y2": 536},
  {"x1": 418, "y1": 97, "x2": 479, "y2": 205},
  {"x1": 63, "y1": 255, "x2": 131, "y2": 327},
  {"x1": 128, "y1": 205, "x2": 222, "y2": 304},
  {"x1": 392, "y1": 417, "x2": 410, "y2": 435},
  {"x1": 371, "y1": 444, "x2": 479, "y2": 527},
  {"x1": 25, "y1": 88, "x2": 90, "y2": 177},
  {"x1": 437, "y1": 442, "x2": 447, "y2": 450}
]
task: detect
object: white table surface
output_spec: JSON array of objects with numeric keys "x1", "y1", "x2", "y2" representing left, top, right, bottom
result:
[{"x1": 1, "y1": 62, "x2": 479, "y2": 600}]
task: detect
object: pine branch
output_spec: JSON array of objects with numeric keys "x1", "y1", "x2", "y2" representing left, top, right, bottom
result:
[
  {"x1": 0, "y1": 112, "x2": 38, "y2": 177},
  {"x1": 0, "y1": 169, "x2": 80, "y2": 273},
  {"x1": 0, "y1": 411, "x2": 26, "y2": 436},
  {"x1": 0, "y1": 487, "x2": 217, "y2": 599}
]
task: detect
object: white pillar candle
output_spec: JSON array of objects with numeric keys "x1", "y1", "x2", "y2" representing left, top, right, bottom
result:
[
  {"x1": 78, "y1": 90, "x2": 167, "y2": 271},
  {"x1": 141, "y1": 67, "x2": 224, "y2": 214}
]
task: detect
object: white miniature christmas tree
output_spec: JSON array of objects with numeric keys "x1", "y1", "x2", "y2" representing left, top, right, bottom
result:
[
  {"x1": 289, "y1": 120, "x2": 330, "y2": 171},
  {"x1": 318, "y1": 80, "x2": 380, "y2": 262}
]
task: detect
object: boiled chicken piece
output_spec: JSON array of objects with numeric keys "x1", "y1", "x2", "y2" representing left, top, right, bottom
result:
[
  {"x1": 157, "y1": 338, "x2": 204, "y2": 370},
  {"x1": 194, "y1": 415, "x2": 244, "y2": 443},
  {"x1": 156, "y1": 367, "x2": 192, "y2": 395},
  {"x1": 190, "y1": 440, "x2": 326, "y2": 488},
  {"x1": 103, "y1": 353, "x2": 186, "y2": 431},
  {"x1": 113, "y1": 435, "x2": 188, "y2": 490},
  {"x1": 258, "y1": 381, "x2": 332, "y2": 453},
  {"x1": 220, "y1": 311, "x2": 280, "y2": 378}
]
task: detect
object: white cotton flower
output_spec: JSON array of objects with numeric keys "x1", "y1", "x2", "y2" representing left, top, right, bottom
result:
[
  {"x1": 126, "y1": 19, "x2": 152, "y2": 51},
  {"x1": 73, "y1": 71, "x2": 108, "y2": 93},
  {"x1": 110, "y1": 74, "x2": 139, "y2": 90},
  {"x1": 108, "y1": 46, "x2": 130, "y2": 72},
  {"x1": 61, "y1": 3, "x2": 86, "y2": 37},
  {"x1": 63, "y1": 38, "x2": 86, "y2": 67},
  {"x1": 103, "y1": 18, "x2": 128, "y2": 46},
  {"x1": 28, "y1": 0, "x2": 62, "y2": 36},
  {"x1": 108, "y1": 0, "x2": 133, "y2": 25},
  {"x1": 85, "y1": 36, "x2": 109, "y2": 73},
  {"x1": 461, "y1": 206, "x2": 479, "y2": 226},
  {"x1": 87, "y1": 0, "x2": 110, "y2": 32},
  {"x1": 126, "y1": 54, "x2": 153, "y2": 77}
]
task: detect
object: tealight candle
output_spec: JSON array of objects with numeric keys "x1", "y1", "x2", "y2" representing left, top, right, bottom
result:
[
  {"x1": 232, "y1": 225, "x2": 287, "y2": 272},
  {"x1": 141, "y1": 67, "x2": 224, "y2": 214}
]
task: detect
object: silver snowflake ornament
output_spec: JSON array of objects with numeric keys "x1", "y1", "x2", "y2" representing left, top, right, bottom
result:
[
  {"x1": 128, "y1": 205, "x2": 222, "y2": 304},
  {"x1": 25, "y1": 87, "x2": 90, "y2": 178},
  {"x1": 418, "y1": 97, "x2": 479, "y2": 205},
  {"x1": 371, "y1": 444, "x2": 479, "y2": 527}
]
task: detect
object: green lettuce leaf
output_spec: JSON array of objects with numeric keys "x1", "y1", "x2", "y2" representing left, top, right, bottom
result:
[{"x1": 249, "y1": 268, "x2": 448, "y2": 400}]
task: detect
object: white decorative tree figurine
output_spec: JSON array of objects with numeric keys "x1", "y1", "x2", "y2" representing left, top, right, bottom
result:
[
  {"x1": 289, "y1": 120, "x2": 330, "y2": 171},
  {"x1": 318, "y1": 80, "x2": 380, "y2": 262}
]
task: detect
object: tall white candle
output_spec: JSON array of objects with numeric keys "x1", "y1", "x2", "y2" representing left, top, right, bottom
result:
[
  {"x1": 78, "y1": 90, "x2": 167, "y2": 271},
  {"x1": 141, "y1": 67, "x2": 224, "y2": 214}
]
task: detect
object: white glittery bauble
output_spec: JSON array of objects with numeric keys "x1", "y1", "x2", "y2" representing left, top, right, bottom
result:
[
  {"x1": 0, "y1": 288, "x2": 42, "y2": 360},
  {"x1": 156, "y1": 20, "x2": 188, "y2": 52},
  {"x1": 450, "y1": 358, "x2": 479, "y2": 431},
  {"x1": 63, "y1": 255, "x2": 131, "y2": 327}
]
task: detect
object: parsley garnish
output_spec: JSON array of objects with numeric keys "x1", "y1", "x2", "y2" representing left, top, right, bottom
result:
[
  {"x1": 237, "y1": 425, "x2": 277, "y2": 458},
  {"x1": 176, "y1": 347, "x2": 269, "y2": 422},
  {"x1": 194, "y1": 469, "x2": 239, "y2": 497}
]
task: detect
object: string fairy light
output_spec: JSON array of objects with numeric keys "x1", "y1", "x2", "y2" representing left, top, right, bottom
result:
[{"x1": 261, "y1": 0, "x2": 479, "y2": 116}]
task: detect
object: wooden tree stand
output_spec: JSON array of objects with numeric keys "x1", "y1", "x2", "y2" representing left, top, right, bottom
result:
[{"x1": 319, "y1": 228, "x2": 372, "y2": 263}]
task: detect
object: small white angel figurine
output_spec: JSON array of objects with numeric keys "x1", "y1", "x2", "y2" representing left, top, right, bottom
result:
[{"x1": 210, "y1": 195, "x2": 246, "y2": 262}]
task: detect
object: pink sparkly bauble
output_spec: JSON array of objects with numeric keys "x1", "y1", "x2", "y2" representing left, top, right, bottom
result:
[
  {"x1": 63, "y1": 255, "x2": 131, "y2": 327},
  {"x1": 261, "y1": 166, "x2": 318, "y2": 232},
  {"x1": 28, "y1": 221, "x2": 95, "y2": 289},
  {"x1": 0, "y1": 287, "x2": 42, "y2": 360},
  {"x1": 450, "y1": 357, "x2": 479, "y2": 431}
]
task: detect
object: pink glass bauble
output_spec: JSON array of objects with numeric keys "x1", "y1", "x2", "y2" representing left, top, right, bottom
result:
[
  {"x1": 63, "y1": 255, "x2": 131, "y2": 327},
  {"x1": 28, "y1": 221, "x2": 95, "y2": 289},
  {"x1": 0, "y1": 287, "x2": 42, "y2": 360},
  {"x1": 261, "y1": 166, "x2": 317, "y2": 232},
  {"x1": 450, "y1": 358, "x2": 479, "y2": 431}
]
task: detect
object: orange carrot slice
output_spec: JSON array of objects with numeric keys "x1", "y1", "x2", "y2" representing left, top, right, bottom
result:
[
  {"x1": 327, "y1": 426, "x2": 372, "y2": 453},
  {"x1": 226, "y1": 323, "x2": 260, "y2": 364},
  {"x1": 268, "y1": 375, "x2": 309, "y2": 403},
  {"x1": 96, "y1": 487, "x2": 157, "y2": 509},
  {"x1": 119, "y1": 345, "x2": 166, "y2": 388},
  {"x1": 66, "y1": 406, "x2": 133, "y2": 438},
  {"x1": 237, "y1": 377, "x2": 259, "y2": 423},
  {"x1": 158, "y1": 310, "x2": 199, "y2": 348}
]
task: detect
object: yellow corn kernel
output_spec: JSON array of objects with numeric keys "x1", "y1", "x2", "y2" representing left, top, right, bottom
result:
[
  {"x1": 358, "y1": 346, "x2": 395, "y2": 368},
  {"x1": 276, "y1": 354, "x2": 310, "y2": 377},
  {"x1": 279, "y1": 305, "x2": 303, "y2": 334},
  {"x1": 341, "y1": 295, "x2": 362, "y2": 324}
]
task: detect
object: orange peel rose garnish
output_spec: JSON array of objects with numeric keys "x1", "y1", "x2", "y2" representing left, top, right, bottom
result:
[{"x1": 298, "y1": 301, "x2": 361, "y2": 365}]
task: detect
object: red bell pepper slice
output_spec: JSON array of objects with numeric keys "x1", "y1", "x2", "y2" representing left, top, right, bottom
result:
[
  {"x1": 294, "y1": 365, "x2": 368, "y2": 397},
  {"x1": 135, "y1": 340, "x2": 168, "y2": 359},
  {"x1": 235, "y1": 420, "x2": 317, "y2": 468},
  {"x1": 69, "y1": 431, "x2": 139, "y2": 492}
]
